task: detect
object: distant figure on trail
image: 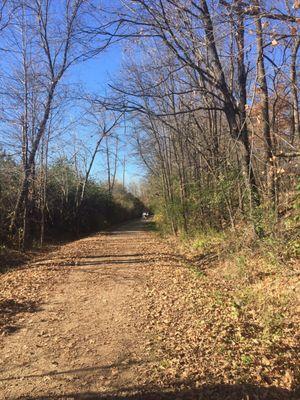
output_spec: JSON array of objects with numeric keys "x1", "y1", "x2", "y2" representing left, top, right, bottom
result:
[{"x1": 142, "y1": 211, "x2": 149, "y2": 220}]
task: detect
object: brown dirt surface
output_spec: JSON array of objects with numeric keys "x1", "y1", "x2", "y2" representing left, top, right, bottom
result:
[{"x1": 0, "y1": 220, "x2": 299, "y2": 400}]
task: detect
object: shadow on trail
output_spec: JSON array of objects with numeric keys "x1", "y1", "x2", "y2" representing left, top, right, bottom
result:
[
  {"x1": 70, "y1": 254, "x2": 148, "y2": 259},
  {"x1": 72, "y1": 259, "x2": 153, "y2": 266},
  {"x1": 0, "y1": 299, "x2": 42, "y2": 335},
  {"x1": 4, "y1": 357, "x2": 299, "y2": 399},
  {"x1": 30, "y1": 220, "x2": 216, "y2": 273},
  {"x1": 0, "y1": 360, "x2": 144, "y2": 382},
  {"x1": 54, "y1": 253, "x2": 214, "y2": 275},
  {"x1": 17, "y1": 383, "x2": 300, "y2": 400},
  {"x1": 42, "y1": 252, "x2": 211, "y2": 271}
]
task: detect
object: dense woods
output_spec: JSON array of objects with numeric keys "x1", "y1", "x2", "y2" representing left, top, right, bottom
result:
[
  {"x1": 0, "y1": 1, "x2": 299, "y2": 398},
  {"x1": 0, "y1": 150, "x2": 144, "y2": 247},
  {"x1": 109, "y1": 0, "x2": 300, "y2": 241},
  {"x1": 0, "y1": 0, "x2": 144, "y2": 251},
  {"x1": 0, "y1": 0, "x2": 299, "y2": 250}
]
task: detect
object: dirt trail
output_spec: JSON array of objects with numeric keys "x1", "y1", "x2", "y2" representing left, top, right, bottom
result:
[
  {"x1": 1, "y1": 220, "x2": 299, "y2": 400},
  {"x1": 0, "y1": 220, "x2": 154, "y2": 400}
]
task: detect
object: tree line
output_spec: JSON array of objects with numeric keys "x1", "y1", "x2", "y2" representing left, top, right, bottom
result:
[
  {"x1": 0, "y1": 148, "x2": 144, "y2": 248},
  {"x1": 0, "y1": 0, "x2": 143, "y2": 250},
  {"x1": 108, "y1": 0, "x2": 300, "y2": 236},
  {"x1": 0, "y1": 0, "x2": 299, "y2": 250}
]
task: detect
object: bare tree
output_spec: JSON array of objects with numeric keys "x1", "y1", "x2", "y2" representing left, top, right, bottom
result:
[
  {"x1": 76, "y1": 109, "x2": 123, "y2": 211},
  {"x1": 7, "y1": 0, "x2": 111, "y2": 248},
  {"x1": 104, "y1": 0, "x2": 300, "y2": 234}
]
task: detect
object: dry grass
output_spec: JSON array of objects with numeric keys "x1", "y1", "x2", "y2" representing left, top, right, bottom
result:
[{"x1": 137, "y1": 220, "x2": 300, "y2": 395}]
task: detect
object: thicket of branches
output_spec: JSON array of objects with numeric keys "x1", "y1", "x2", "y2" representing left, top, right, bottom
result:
[
  {"x1": 0, "y1": 0, "x2": 299, "y2": 251},
  {"x1": 0, "y1": 0, "x2": 143, "y2": 250},
  {"x1": 0, "y1": 147, "x2": 144, "y2": 248},
  {"x1": 109, "y1": 0, "x2": 300, "y2": 237}
]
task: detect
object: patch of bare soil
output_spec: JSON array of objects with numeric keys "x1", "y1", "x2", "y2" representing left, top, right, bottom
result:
[{"x1": 0, "y1": 220, "x2": 299, "y2": 400}]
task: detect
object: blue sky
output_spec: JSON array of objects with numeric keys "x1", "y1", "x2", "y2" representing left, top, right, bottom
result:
[
  {"x1": 0, "y1": 0, "x2": 145, "y2": 189},
  {"x1": 66, "y1": 43, "x2": 145, "y2": 187},
  {"x1": 71, "y1": 44, "x2": 121, "y2": 92}
]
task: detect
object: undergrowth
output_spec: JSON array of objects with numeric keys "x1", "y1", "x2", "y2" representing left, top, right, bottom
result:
[{"x1": 148, "y1": 211, "x2": 299, "y2": 390}]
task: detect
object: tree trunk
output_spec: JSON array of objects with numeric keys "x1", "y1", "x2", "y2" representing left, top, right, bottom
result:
[
  {"x1": 291, "y1": 37, "x2": 300, "y2": 143},
  {"x1": 254, "y1": 0, "x2": 275, "y2": 204}
]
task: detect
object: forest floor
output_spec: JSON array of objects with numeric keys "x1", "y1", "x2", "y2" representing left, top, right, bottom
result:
[{"x1": 0, "y1": 220, "x2": 299, "y2": 400}]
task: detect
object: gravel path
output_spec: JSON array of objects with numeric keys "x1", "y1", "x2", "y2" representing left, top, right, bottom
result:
[
  {"x1": 1, "y1": 220, "x2": 298, "y2": 400},
  {"x1": 0, "y1": 220, "x2": 153, "y2": 400}
]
